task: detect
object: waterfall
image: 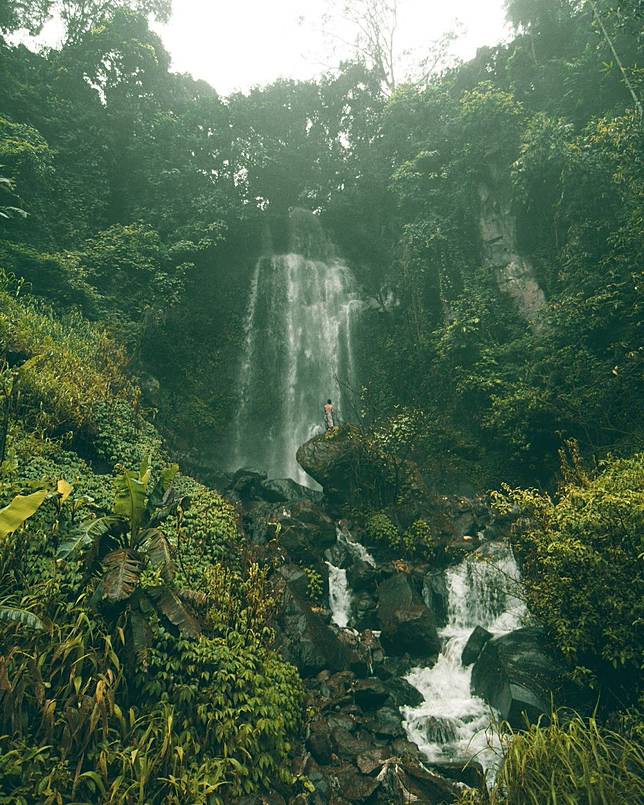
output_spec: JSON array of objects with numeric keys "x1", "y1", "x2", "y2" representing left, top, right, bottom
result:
[
  {"x1": 337, "y1": 525, "x2": 376, "y2": 567},
  {"x1": 231, "y1": 209, "x2": 363, "y2": 485},
  {"x1": 326, "y1": 562, "x2": 352, "y2": 628},
  {"x1": 401, "y1": 543, "x2": 526, "y2": 773}
]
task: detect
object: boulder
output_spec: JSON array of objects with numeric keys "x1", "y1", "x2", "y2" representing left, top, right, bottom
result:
[
  {"x1": 280, "y1": 588, "x2": 362, "y2": 677},
  {"x1": 471, "y1": 626, "x2": 566, "y2": 727},
  {"x1": 347, "y1": 560, "x2": 379, "y2": 593},
  {"x1": 376, "y1": 760, "x2": 459, "y2": 804},
  {"x1": 330, "y1": 764, "x2": 380, "y2": 802},
  {"x1": 277, "y1": 564, "x2": 310, "y2": 599},
  {"x1": 365, "y1": 707, "x2": 405, "y2": 738},
  {"x1": 307, "y1": 719, "x2": 334, "y2": 765},
  {"x1": 377, "y1": 574, "x2": 441, "y2": 660},
  {"x1": 352, "y1": 678, "x2": 389, "y2": 711},
  {"x1": 430, "y1": 761, "x2": 486, "y2": 791},
  {"x1": 422, "y1": 571, "x2": 449, "y2": 627},
  {"x1": 276, "y1": 501, "x2": 337, "y2": 563},
  {"x1": 260, "y1": 477, "x2": 324, "y2": 505},
  {"x1": 228, "y1": 467, "x2": 267, "y2": 501},
  {"x1": 462, "y1": 625, "x2": 493, "y2": 666},
  {"x1": 296, "y1": 425, "x2": 430, "y2": 508}
]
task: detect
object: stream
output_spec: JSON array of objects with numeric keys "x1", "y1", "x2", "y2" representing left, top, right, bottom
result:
[{"x1": 326, "y1": 533, "x2": 525, "y2": 774}]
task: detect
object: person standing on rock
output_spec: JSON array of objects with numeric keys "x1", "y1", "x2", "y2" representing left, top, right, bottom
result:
[{"x1": 323, "y1": 399, "x2": 335, "y2": 430}]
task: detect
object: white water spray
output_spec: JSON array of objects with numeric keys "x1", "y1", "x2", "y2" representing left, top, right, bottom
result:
[
  {"x1": 401, "y1": 543, "x2": 526, "y2": 773},
  {"x1": 326, "y1": 562, "x2": 352, "y2": 628}
]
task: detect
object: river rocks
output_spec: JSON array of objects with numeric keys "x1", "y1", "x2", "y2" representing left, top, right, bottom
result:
[
  {"x1": 377, "y1": 574, "x2": 441, "y2": 660},
  {"x1": 280, "y1": 588, "x2": 362, "y2": 676},
  {"x1": 352, "y1": 679, "x2": 389, "y2": 710},
  {"x1": 462, "y1": 625, "x2": 493, "y2": 666},
  {"x1": 276, "y1": 501, "x2": 337, "y2": 564},
  {"x1": 471, "y1": 626, "x2": 566, "y2": 727},
  {"x1": 347, "y1": 560, "x2": 378, "y2": 593},
  {"x1": 261, "y1": 477, "x2": 324, "y2": 504},
  {"x1": 422, "y1": 570, "x2": 449, "y2": 627}
]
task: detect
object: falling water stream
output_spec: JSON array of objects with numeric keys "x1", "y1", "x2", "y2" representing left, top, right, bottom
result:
[
  {"x1": 232, "y1": 209, "x2": 363, "y2": 485},
  {"x1": 401, "y1": 543, "x2": 526, "y2": 773}
]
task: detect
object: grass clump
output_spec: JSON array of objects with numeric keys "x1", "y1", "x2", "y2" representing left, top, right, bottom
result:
[{"x1": 458, "y1": 712, "x2": 644, "y2": 805}]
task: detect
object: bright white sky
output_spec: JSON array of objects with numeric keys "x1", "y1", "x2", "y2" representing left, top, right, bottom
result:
[{"x1": 29, "y1": 0, "x2": 511, "y2": 96}]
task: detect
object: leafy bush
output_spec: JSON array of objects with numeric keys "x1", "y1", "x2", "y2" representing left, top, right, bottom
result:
[
  {"x1": 366, "y1": 511, "x2": 401, "y2": 549},
  {"x1": 456, "y1": 713, "x2": 644, "y2": 805},
  {"x1": 0, "y1": 286, "x2": 136, "y2": 435},
  {"x1": 140, "y1": 629, "x2": 304, "y2": 799},
  {"x1": 401, "y1": 518, "x2": 436, "y2": 560},
  {"x1": 492, "y1": 452, "x2": 643, "y2": 689}
]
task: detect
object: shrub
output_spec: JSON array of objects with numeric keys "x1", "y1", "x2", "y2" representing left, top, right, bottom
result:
[
  {"x1": 0, "y1": 286, "x2": 136, "y2": 435},
  {"x1": 366, "y1": 511, "x2": 401, "y2": 549},
  {"x1": 401, "y1": 518, "x2": 436, "y2": 560},
  {"x1": 456, "y1": 713, "x2": 644, "y2": 805},
  {"x1": 140, "y1": 629, "x2": 304, "y2": 799},
  {"x1": 492, "y1": 452, "x2": 643, "y2": 689}
]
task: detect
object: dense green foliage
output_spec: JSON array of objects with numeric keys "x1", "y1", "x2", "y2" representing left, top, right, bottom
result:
[
  {"x1": 0, "y1": 269, "x2": 303, "y2": 800},
  {"x1": 494, "y1": 450, "x2": 643, "y2": 694},
  {"x1": 0, "y1": 0, "x2": 642, "y2": 799},
  {"x1": 456, "y1": 713, "x2": 644, "y2": 805}
]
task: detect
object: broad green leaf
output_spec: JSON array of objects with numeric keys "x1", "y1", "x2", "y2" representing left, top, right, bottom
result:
[
  {"x1": 0, "y1": 489, "x2": 48, "y2": 539},
  {"x1": 57, "y1": 515, "x2": 125, "y2": 560},
  {"x1": 113, "y1": 471, "x2": 147, "y2": 536},
  {"x1": 139, "y1": 453, "x2": 152, "y2": 486},
  {"x1": 140, "y1": 528, "x2": 174, "y2": 576},
  {"x1": 129, "y1": 609, "x2": 152, "y2": 667},
  {"x1": 160, "y1": 463, "x2": 179, "y2": 492},
  {"x1": 0, "y1": 605, "x2": 46, "y2": 631}
]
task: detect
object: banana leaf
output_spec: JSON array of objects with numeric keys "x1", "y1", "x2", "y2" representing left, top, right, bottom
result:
[
  {"x1": 148, "y1": 586, "x2": 200, "y2": 636},
  {"x1": 0, "y1": 605, "x2": 46, "y2": 631},
  {"x1": 0, "y1": 489, "x2": 48, "y2": 540},
  {"x1": 113, "y1": 471, "x2": 147, "y2": 537},
  {"x1": 57, "y1": 515, "x2": 125, "y2": 560},
  {"x1": 96, "y1": 549, "x2": 141, "y2": 602}
]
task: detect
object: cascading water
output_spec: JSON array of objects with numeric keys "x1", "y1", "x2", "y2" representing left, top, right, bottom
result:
[
  {"x1": 401, "y1": 543, "x2": 526, "y2": 773},
  {"x1": 337, "y1": 524, "x2": 376, "y2": 567},
  {"x1": 326, "y1": 562, "x2": 352, "y2": 628},
  {"x1": 232, "y1": 209, "x2": 363, "y2": 485}
]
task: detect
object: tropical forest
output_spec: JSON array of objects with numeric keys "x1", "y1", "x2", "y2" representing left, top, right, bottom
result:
[{"x1": 0, "y1": 0, "x2": 642, "y2": 801}]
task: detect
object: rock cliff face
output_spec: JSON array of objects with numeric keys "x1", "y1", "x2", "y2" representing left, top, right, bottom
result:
[{"x1": 479, "y1": 166, "x2": 546, "y2": 327}]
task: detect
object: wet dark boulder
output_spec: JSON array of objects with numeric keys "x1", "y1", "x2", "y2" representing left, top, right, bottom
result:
[
  {"x1": 422, "y1": 570, "x2": 449, "y2": 627},
  {"x1": 296, "y1": 425, "x2": 430, "y2": 509},
  {"x1": 347, "y1": 560, "x2": 379, "y2": 593},
  {"x1": 330, "y1": 764, "x2": 381, "y2": 802},
  {"x1": 227, "y1": 467, "x2": 268, "y2": 501},
  {"x1": 280, "y1": 588, "x2": 362, "y2": 677},
  {"x1": 385, "y1": 677, "x2": 424, "y2": 709},
  {"x1": 462, "y1": 625, "x2": 493, "y2": 666},
  {"x1": 376, "y1": 760, "x2": 460, "y2": 804},
  {"x1": 471, "y1": 626, "x2": 567, "y2": 727},
  {"x1": 352, "y1": 591, "x2": 379, "y2": 631},
  {"x1": 260, "y1": 477, "x2": 324, "y2": 505},
  {"x1": 352, "y1": 678, "x2": 389, "y2": 711},
  {"x1": 377, "y1": 573, "x2": 441, "y2": 660},
  {"x1": 429, "y1": 761, "x2": 486, "y2": 792},
  {"x1": 307, "y1": 719, "x2": 334, "y2": 765},
  {"x1": 365, "y1": 706, "x2": 406, "y2": 738},
  {"x1": 277, "y1": 564, "x2": 311, "y2": 599},
  {"x1": 276, "y1": 500, "x2": 337, "y2": 563}
]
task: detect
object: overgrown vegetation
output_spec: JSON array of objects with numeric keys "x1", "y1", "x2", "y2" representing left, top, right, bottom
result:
[
  {"x1": 0, "y1": 0, "x2": 642, "y2": 799},
  {"x1": 493, "y1": 449, "x2": 643, "y2": 698},
  {"x1": 456, "y1": 712, "x2": 644, "y2": 805}
]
